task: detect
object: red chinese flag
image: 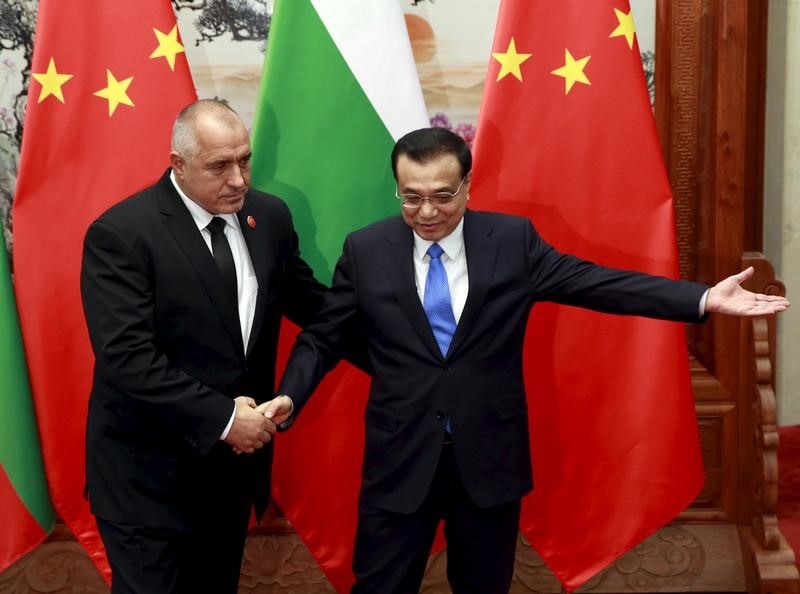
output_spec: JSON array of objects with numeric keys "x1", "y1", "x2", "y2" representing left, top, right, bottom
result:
[
  {"x1": 13, "y1": 0, "x2": 196, "y2": 579},
  {"x1": 471, "y1": 1, "x2": 704, "y2": 590}
]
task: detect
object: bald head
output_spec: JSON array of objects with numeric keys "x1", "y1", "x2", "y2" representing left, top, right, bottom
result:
[{"x1": 171, "y1": 99, "x2": 243, "y2": 162}]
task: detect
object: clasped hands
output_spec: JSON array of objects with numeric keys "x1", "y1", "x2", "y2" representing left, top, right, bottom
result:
[{"x1": 223, "y1": 395, "x2": 294, "y2": 455}]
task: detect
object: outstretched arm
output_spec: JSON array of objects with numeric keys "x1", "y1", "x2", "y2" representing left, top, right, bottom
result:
[{"x1": 705, "y1": 267, "x2": 790, "y2": 316}]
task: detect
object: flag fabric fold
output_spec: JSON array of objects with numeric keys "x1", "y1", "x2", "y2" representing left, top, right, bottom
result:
[
  {"x1": 250, "y1": 0, "x2": 427, "y2": 590},
  {"x1": 13, "y1": 0, "x2": 196, "y2": 580},
  {"x1": 0, "y1": 239, "x2": 55, "y2": 573},
  {"x1": 470, "y1": 0, "x2": 704, "y2": 590}
]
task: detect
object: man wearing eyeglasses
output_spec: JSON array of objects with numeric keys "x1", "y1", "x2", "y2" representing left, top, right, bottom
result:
[{"x1": 262, "y1": 126, "x2": 789, "y2": 594}]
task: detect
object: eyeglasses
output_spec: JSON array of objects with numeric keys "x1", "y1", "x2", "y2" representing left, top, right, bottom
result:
[{"x1": 395, "y1": 175, "x2": 469, "y2": 209}]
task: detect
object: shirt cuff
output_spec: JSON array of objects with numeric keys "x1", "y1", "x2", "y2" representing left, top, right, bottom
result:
[
  {"x1": 219, "y1": 403, "x2": 236, "y2": 440},
  {"x1": 699, "y1": 289, "x2": 709, "y2": 317}
]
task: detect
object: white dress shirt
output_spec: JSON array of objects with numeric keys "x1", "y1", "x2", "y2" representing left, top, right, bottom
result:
[
  {"x1": 170, "y1": 172, "x2": 258, "y2": 439},
  {"x1": 413, "y1": 218, "x2": 468, "y2": 322}
]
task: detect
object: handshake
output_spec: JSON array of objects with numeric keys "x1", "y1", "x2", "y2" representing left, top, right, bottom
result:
[{"x1": 223, "y1": 395, "x2": 293, "y2": 454}]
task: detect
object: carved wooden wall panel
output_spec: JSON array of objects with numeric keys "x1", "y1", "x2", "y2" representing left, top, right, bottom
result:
[
  {"x1": 651, "y1": 0, "x2": 798, "y2": 592},
  {"x1": 656, "y1": 0, "x2": 716, "y2": 367},
  {"x1": 691, "y1": 403, "x2": 734, "y2": 513}
]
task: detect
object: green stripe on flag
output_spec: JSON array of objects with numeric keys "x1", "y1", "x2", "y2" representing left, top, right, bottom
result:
[
  {"x1": 251, "y1": 0, "x2": 399, "y2": 283},
  {"x1": 0, "y1": 243, "x2": 55, "y2": 532}
]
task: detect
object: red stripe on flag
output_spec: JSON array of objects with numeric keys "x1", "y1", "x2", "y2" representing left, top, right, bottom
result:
[
  {"x1": 13, "y1": 0, "x2": 196, "y2": 582},
  {"x1": 0, "y1": 465, "x2": 49, "y2": 572},
  {"x1": 272, "y1": 322, "x2": 366, "y2": 591}
]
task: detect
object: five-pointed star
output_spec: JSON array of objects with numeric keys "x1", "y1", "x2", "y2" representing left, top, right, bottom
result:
[
  {"x1": 31, "y1": 57, "x2": 74, "y2": 104},
  {"x1": 609, "y1": 8, "x2": 636, "y2": 49},
  {"x1": 492, "y1": 37, "x2": 532, "y2": 82},
  {"x1": 150, "y1": 25, "x2": 185, "y2": 71},
  {"x1": 93, "y1": 70, "x2": 135, "y2": 116},
  {"x1": 551, "y1": 49, "x2": 591, "y2": 94}
]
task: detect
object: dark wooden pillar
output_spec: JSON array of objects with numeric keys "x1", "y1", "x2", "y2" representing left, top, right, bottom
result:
[{"x1": 656, "y1": 1, "x2": 798, "y2": 592}]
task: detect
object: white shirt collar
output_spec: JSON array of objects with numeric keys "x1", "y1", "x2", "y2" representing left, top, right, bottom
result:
[
  {"x1": 413, "y1": 216, "x2": 465, "y2": 261},
  {"x1": 169, "y1": 170, "x2": 240, "y2": 232}
]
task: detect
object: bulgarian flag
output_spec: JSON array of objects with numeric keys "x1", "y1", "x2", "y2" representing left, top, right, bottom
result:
[
  {"x1": 0, "y1": 239, "x2": 55, "y2": 572},
  {"x1": 470, "y1": 0, "x2": 704, "y2": 590},
  {"x1": 250, "y1": 0, "x2": 428, "y2": 590},
  {"x1": 13, "y1": 0, "x2": 196, "y2": 580}
]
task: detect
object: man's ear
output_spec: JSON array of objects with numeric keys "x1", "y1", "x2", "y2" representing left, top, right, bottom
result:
[{"x1": 169, "y1": 151, "x2": 185, "y2": 177}]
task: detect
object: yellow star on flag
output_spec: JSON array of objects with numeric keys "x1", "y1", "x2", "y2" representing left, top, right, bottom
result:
[
  {"x1": 551, "y1": 49, "x2": 591, "y2": 94},
  {"x1": 149, "y1": 25, "x2": 186, "y2": 71},
  {"x1": 609, "y1": 8, "x2": 636, "y2": 49},
  {"x1": 93, "y1": 70, "x2": 135, "y2": 116},
  {"x1": 31, "y1": 57, "x2": 74, "y2": 104},
  {"x1": 492, "y1": 37, "x2": 532, "y2": 82}
]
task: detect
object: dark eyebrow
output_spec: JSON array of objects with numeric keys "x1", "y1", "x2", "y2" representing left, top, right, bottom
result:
[
  {"x1": 402, "y1": 182, "x2": 455, "y2": 193},
  {"x1": 406, "y1": 187, "x2": 455, "y2": 196}
]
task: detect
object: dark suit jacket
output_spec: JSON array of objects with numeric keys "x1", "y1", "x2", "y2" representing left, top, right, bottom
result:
[
  {"x1": 81, "y1": 170, "x2": 325, "y2": 530},
  {"x1": 278, "y1": 209, "x2": 708, "y2": 514}
]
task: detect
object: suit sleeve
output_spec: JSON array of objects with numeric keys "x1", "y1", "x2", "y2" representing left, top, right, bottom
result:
[
  {"x1": 277, "y1": 233, "x2": 364, "y2": 425},
  {"x1": 523, "y1": 220, "x2": 709, "y2": 322},
  {"x1": 278, "y1": 225, "x2": 327, "y2": 328},
  {"x1": 278, "y1": 206, "x2": 371, "y2": 374},
  {"x1": 81, "y1": 219, "x2": 233, "y2": 455}
]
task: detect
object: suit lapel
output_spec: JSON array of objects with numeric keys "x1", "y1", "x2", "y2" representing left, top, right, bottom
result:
[
  {"x1": 236, "y1": 204, "x2": 270, "y2": 358},
  {"x1": 447, "y1": 210, "x2": 498, "y2": 359},
  {"x1": 383, "y1": 220, "x2": 444, "y2": 361},
  {"x1": 157, "y1": 175, "x2": 245, "y2": 355}
]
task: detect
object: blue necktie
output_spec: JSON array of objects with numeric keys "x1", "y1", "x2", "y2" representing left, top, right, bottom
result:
[{"x1": 423, "y1": 243, "x2": 457, "y2": 358}]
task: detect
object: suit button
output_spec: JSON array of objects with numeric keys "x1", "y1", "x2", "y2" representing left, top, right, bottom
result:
[{"x1": 435, "y1": 411, "x2": 444, "y2": 421}]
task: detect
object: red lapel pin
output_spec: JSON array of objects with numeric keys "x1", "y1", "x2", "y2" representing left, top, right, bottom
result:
[{"x1": 247, "y1": 215, "x2": 256, "y2": 228}]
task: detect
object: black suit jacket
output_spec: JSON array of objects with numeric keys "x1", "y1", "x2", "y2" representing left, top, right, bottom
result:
[
  {"x1": 81, "y1": 170, "x2": 325, "y2": 530},
  {"x1": 278, "y1": 209, "x2": 708, "y2": 514}
]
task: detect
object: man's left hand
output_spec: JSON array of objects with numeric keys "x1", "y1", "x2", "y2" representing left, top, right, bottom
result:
[{"x1": 705, "y1": 266, "x2": 790, "y2": 316}]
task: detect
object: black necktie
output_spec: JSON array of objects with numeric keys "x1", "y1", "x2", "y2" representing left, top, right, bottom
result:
[{"x1": 206, "y1": 217, "x2": 238, "y2": 312}]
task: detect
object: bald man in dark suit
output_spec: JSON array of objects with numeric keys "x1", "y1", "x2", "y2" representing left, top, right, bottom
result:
[{"x1": 81, "y1": 99, "x2": 325, "y2": 593}]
